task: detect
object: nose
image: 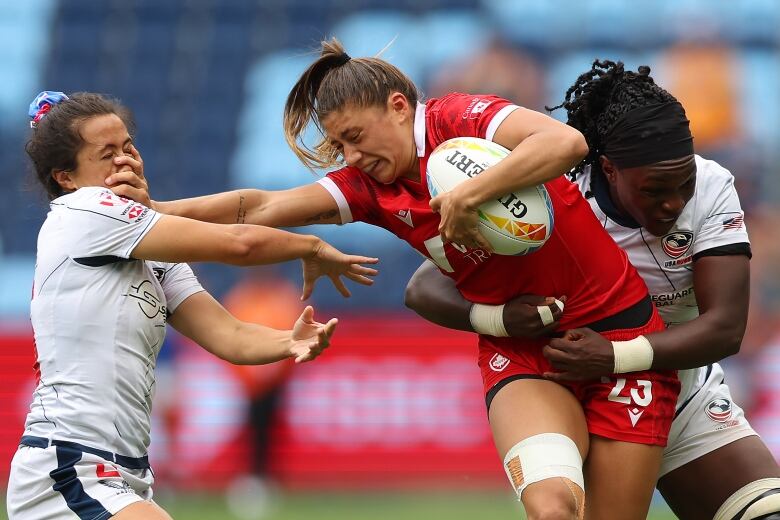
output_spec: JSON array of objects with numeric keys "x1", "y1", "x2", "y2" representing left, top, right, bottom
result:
[
  {"x1": 342, "y1": 144, "x2": 362, "y2": 167},
  {"x1": 661, "y1": 195, "x2": 686, "y2": 216}
]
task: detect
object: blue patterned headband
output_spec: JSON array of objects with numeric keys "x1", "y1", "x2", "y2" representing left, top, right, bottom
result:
[{"x1": 28, "y1": 90, "x2": 69, "y2": 128}]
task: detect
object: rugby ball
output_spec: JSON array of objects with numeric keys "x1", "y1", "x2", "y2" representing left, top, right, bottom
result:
[{"x1": 426, "y1": 137, "x2": 554, "y2": 256}]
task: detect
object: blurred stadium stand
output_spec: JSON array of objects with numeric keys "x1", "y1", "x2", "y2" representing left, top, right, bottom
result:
[
  {"x1": 2, "y1": 0, "x2": 780, "y2": 505},
  {"x1": 2, "y1": 0, "x2": 779, "y2": 312}
]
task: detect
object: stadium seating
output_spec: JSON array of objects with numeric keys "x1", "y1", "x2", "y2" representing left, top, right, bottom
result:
[{"x1": 1, "y1": 0, "x2": 779, "y2": 315}]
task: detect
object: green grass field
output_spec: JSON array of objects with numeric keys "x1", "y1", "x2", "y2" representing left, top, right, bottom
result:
[{"x1": 149, "y1": 491, "x2": 678, "y2": 519}]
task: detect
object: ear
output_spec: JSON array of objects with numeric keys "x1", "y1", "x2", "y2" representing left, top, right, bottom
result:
[
  {"x1": 599, "y1": 155, "x2": 619, "y2": 185},
  {"x1": 52, "y1": 169, "x2": 77, "y2": 192},
  {"x1": 388, "y1": 92, "x2": 411, "y2": 118}
]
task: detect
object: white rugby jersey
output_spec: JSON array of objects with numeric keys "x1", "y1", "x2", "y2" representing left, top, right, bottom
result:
[
  {"x1": 25, "y1": 187, "x2": 204, "y2": 457},
  {"x1": 573, "y1": 155, "x2": 751, "y2": 407}
]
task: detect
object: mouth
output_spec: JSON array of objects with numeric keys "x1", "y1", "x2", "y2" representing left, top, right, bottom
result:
[
  {"x1": 648, "y1": 217, "x2": 678, "y2": 235},
  {"x1": 364, "y1": 160, "x2": 380, "y2": 175}
]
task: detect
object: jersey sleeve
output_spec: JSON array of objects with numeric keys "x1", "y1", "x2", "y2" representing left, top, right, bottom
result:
[
  {"x1": 64, "y1": 188, "x2": 161, "y2": 259},
  {"x1": 317, "y1": 166, "x2": 382, "y2": 225},
  {"x1": 153, "y1": 262, "x2": 205, "y2": 313},
  {"x1": 428, "y1": 93, "x2": 519, "y2": 144},
  {"x1": 693, "y1": 163, "x2": 750, "y2": 256}
]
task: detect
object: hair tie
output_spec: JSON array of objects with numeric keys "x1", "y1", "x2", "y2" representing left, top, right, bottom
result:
[
  {"x1": 333, "y1": 52, "x2": 351, "y2": 67},
  {"x1": 28, "y1": 90, "x2": 69, "y2": 128}
]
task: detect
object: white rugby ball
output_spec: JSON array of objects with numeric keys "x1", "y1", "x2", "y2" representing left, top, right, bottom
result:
[{"x1": 426, "y1": 137, "x2": 554, "y2": 256}]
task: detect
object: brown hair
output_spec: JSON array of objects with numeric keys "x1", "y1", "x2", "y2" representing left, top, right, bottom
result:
[
  {"x1": 25, "y1": 92, "x2": 135, "y2": 200},
  {"x1": 283, "y1": 37, "x2": 419, "y2": 169}
]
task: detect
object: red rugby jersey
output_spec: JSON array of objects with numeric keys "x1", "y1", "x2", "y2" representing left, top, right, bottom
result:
[{"x1": 318, "y1": 93, "x2": 648, "y2": 329}]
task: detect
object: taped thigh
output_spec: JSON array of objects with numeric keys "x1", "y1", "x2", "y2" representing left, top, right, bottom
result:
[
  {"x1": 503, "y1": 432, "x2": 584, "y2": 499},
  {"x1": 713, "y1": 478, "x2": 780, "y2": 520}
]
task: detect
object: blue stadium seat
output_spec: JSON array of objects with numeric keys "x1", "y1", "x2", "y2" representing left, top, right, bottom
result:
[
  {"x1": 330, "y1": 11, "x2": 426, "y2": 84},
  {"x1": 416, "y1": 10, "x2": 490, "y2": 69},
  {"x1": 0, "y1": 256, "x2": 35, "y2": 319},
  {"x1": 654, "y1": 0, "x2": 725, "y2": 44},
  {"x1": 480, "y1": 0, "x2": 583, "y2": 49},
  {"x1": 231, "y1": 51, "x2": 312, "y2": 191},
  {"x1": 737, "y1": 50, "x2": 780, "y2": 147},
  {"x1": 0, "y1": 0, "x2": 56, "y2": 129},
  {"x1": 722, "y1": 0, "x2": 780, "y2": 45},
  {"x1": 580, "y1": 0, "x2": 660, "y2": 47}
]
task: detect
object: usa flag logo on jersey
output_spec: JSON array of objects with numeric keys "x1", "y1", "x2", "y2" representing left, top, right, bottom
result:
[
  {"x1": 662, "y1": 231, "x2": 693, "y2": 259},
  {"x1": 722, "y1": 215, "x2": 744, "y2": 230}
]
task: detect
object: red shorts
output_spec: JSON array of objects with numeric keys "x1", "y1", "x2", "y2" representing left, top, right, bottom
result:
[{"x1": 479, "y1": 309, "x2": 680, "y2": 447}]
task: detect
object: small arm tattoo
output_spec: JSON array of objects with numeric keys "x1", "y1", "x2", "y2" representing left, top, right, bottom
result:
[
  {"x1": 237, "y1": 191, "x2": 247, "y2": 224},
  {"x1": 304, "y1": 209, "x2": 339, "y2": 223}
]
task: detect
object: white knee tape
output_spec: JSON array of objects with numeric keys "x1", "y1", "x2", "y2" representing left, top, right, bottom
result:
[
  {"x1": 713, "y1": 478, "x2": 780, "y2": 520},
  {"x1": 502, "y1": 433, "x2": 584, "y2": 500}
]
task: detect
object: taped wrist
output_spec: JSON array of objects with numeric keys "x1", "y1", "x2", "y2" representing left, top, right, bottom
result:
[
  {"x1": 469, "y1": 303, "x2": 509, "y2": 337},
  {"x1": 612, "y1": 335, "x2": 654, "y2": 373}
]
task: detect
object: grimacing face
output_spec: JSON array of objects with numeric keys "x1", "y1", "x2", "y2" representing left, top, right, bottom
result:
[
  {"x1": 321, "y1": 93, "x2": 418, "y2": 184},
  {"x1": 601, "y1": 154, "x2": 697, "y2": 237},
  {"x1": 53, "y1": 113, "x2": 135, "y2": 192}
]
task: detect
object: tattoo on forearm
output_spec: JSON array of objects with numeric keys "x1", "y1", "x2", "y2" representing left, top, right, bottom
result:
[
  {"x1": 304, "y1": 209, "x2": 338, "y2": 223},
  {"x1": 237, "y1": 191, "x2": 247, "y2": 224}
]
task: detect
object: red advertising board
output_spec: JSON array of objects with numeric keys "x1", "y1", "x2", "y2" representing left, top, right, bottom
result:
[
  {"x1": 0, "y1": 316, "x2": 505, "y2": 490},
  {"x1": 266, "y1": 316, "x2": 505, "y2": 488}
]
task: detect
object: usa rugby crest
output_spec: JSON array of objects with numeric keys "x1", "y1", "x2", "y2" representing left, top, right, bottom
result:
[
  {"x1": 662, "y1": 231, "x2": 693, "y2": 259},
  {"x1": 705, "y1": 398, "x2": 732, "y2": 422}
]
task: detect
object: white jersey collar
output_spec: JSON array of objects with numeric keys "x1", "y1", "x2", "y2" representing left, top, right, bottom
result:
[{"x1": 414, "y1": 101, "x2": 426, "y2": 158}]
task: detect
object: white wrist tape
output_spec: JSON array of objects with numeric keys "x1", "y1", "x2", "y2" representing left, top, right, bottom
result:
[
  {"x1": 470, "y1": 303, "x2": 509, "y2": 337},
  {"x1": 612, "y1": 335, "x2": 654, "y2": 373},
  {"x1": 537, "y1": 298, "x2": 565, "y2": 327}
]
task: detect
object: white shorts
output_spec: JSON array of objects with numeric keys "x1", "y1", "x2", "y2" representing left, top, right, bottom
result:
[
  {"x1": 660, "y1": 363, "x2": 757, "y2": 477},
  {"x1": 6, "y1": 438, "x2": 155, "y2": 519}
]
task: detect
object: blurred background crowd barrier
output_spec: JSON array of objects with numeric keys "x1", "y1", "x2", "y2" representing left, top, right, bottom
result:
[{"x1": 1, "y1": 0, "x2": 779, "y2": 516}]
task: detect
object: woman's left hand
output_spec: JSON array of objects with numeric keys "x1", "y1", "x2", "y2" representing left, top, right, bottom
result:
[
  {"x1": 289, "y1": 305, "x2": 338, "y2": 363},
  {"x1": 430, "y1": 186, "x2": 493, "y2": 252},
  {"x1": 542, "y1": 328, "x2": 616, "y2": 381}
]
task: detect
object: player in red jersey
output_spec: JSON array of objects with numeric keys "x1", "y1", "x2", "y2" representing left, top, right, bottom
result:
[{"x1": 116, "y1": 39, "x2": 679, "y2": 519}]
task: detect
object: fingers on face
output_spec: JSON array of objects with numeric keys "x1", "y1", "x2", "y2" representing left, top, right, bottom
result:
[{"x1": 110, "y1": 170, "x2": 146, "y2": 188}]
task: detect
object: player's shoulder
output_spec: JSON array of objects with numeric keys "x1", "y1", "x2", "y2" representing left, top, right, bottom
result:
[
  {"x1": 55, "y1": 186, "x2": 131, "y2": 210},
  {"x1": 52, "y1": 186, "x2": 155, "y2": 227},
  {"x1": 694, "y1": 154, "x2": 735, "y2": 192},
  {"x1": 427, "y1": 92, "x2": 509, "y2": 116}
]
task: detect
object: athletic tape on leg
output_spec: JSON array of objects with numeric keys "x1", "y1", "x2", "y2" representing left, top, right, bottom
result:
[
  {"x1": 503, "y1": 433, "x2": 584, "y2": 500},
  {"x1": 713, "y1": 478, "x2": 780, "y2": 520}
]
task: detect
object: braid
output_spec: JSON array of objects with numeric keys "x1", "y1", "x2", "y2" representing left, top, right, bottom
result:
[{"x1": 547, "y1": 59, "x2": 679, "y2": 177}]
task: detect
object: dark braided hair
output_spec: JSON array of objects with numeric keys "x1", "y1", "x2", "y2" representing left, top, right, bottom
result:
[{"x1": 547, "y1": 59, "x2": 679, "y2": 177}]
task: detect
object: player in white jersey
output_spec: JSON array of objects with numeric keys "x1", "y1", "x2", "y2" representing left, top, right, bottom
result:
[
  {"x1": 404, "y1": 61, "x2": 780, "y2": 520},
  {"x1": 6, "y1": 91, "x2": 378, "y2": 520}
]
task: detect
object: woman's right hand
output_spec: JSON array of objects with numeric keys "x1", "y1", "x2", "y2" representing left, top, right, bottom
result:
[
  {"x1": 301, "y1": 240, "x2": 379, "y2": 300},
  {"x1": 105, "y1": 145, "x2": 155, "y2": 209}
]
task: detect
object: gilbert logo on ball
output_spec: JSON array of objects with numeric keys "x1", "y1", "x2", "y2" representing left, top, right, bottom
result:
[{"x1": 426, "y1": 137, "x2": 554, "y2": 255}]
